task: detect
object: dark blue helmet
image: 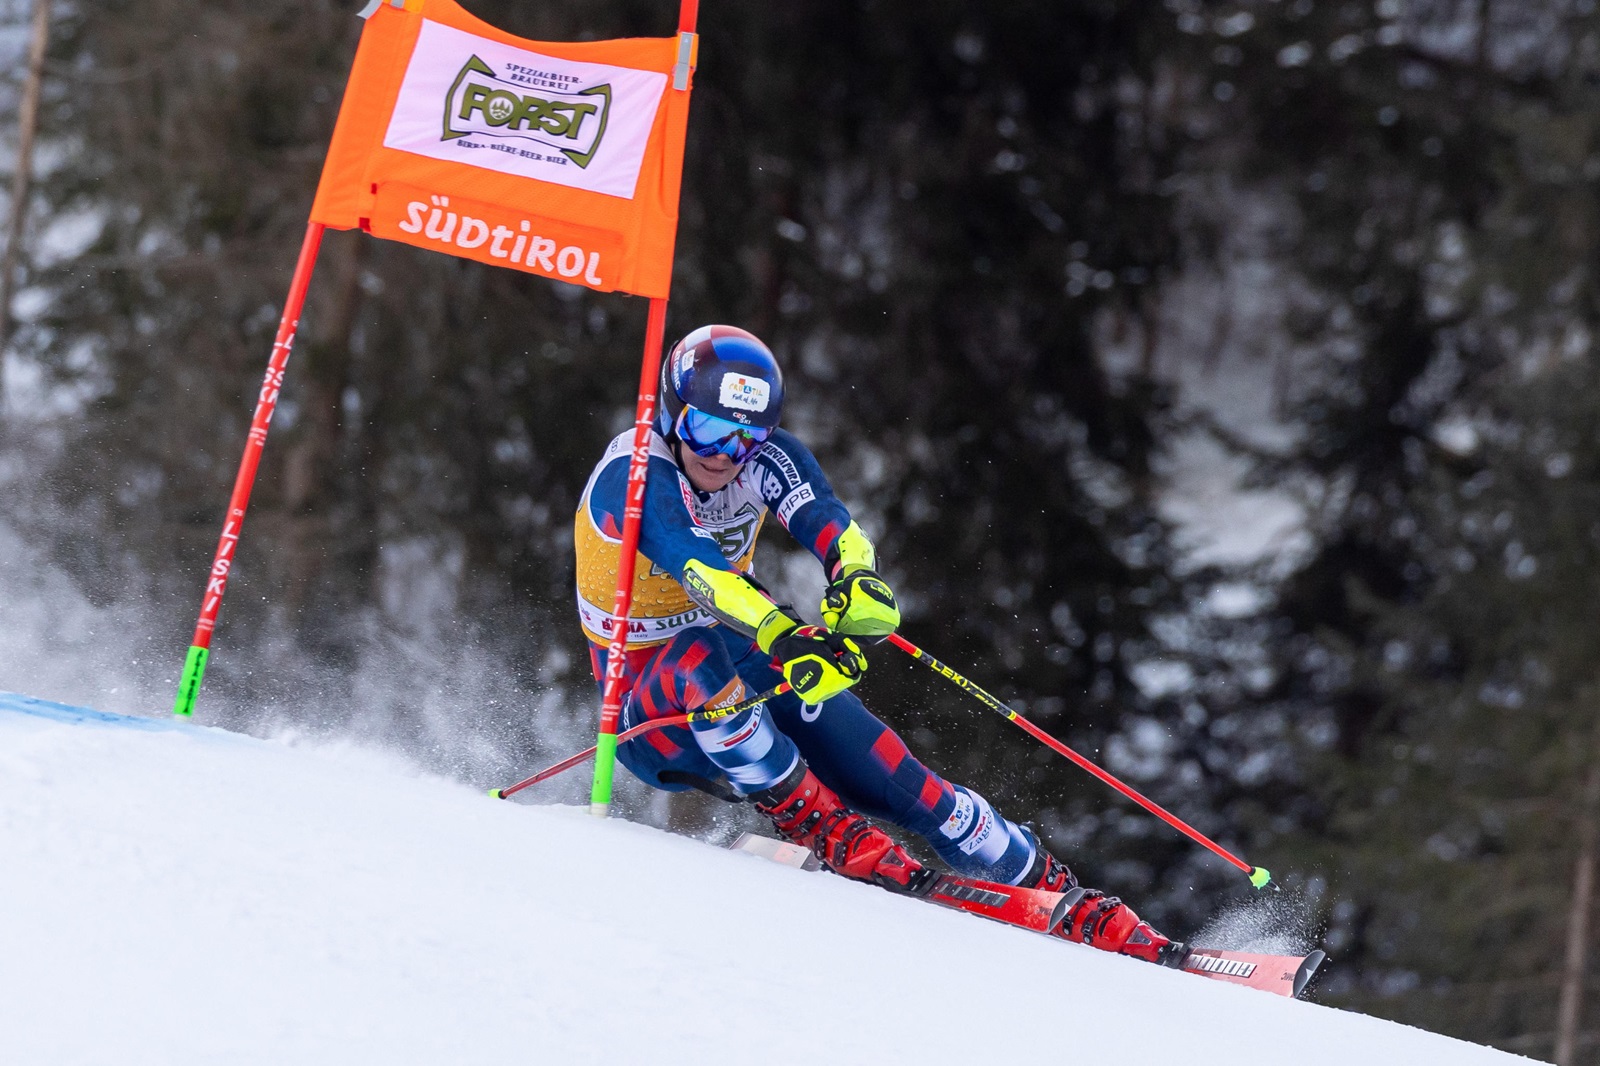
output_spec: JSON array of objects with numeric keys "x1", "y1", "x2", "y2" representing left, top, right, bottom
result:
[{"x1": 659, "y1": 325, "x2": 784, "y2": 437}]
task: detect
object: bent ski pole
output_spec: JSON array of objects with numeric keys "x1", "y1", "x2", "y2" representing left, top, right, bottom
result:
[
  {"x1": 886, "y1": 633, "x2": 1274, "y2": 890},
  {"x1": 491, "y1": 683, "x2": 790, "y2": 800}
]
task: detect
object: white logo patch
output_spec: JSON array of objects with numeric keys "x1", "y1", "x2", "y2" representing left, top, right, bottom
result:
[
  {"x1": 958, "y1": 809, "x2": 994, "y2": 856},
  {"x1": 777, "y1": 483, "x2": 816, "y2": 525},
  {"x1": 383, "y1": 20, "x2": 667, "y2": 200},
  {"x1": 770, "y1": 448, "x2": 801, "y2": 488},
  {"x1": 719, "y1": 373, "x2": 771, "y2": 413},
  {"x1": 940, "y1": 793, "x2": 975, "y2": 840}
]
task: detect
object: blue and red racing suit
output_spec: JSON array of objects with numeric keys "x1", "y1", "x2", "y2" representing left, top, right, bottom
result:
[{"x1": 574, "y1": 427, "x2": 1040, "y2": 884}]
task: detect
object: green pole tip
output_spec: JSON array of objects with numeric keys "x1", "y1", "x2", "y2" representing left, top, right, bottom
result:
[
  {"x1": 173, "y1": 645, "x2": 209, "y2": 718},
  {"x1": 589, "y1": 730, "x2": 620, "y2": 811},
  {"x1": 488, "y1": 788, "x2": 503, "y2": 799},
  {"x1": 1249, "y1": 866, "x2": 1274, "y2": 889}
]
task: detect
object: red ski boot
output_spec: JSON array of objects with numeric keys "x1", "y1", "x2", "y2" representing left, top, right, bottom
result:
[
  {"x1": 752, "y1": 761, "x2": 933, "y2": 895},
  {"x1": 1019, "y1": 840, "x2": 1077, "y2": 892},
  {"x1": 1056, "y1": 887, "x2": 1189, "y2": 968}
]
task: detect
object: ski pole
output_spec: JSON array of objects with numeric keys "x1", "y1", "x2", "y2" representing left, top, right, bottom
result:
[
  {"x1": 886, "y1": 633, "x2": 1275, "y2": 890},
  {"x1": 491, "y1": 683, "x2": 789, "y2": 800}
]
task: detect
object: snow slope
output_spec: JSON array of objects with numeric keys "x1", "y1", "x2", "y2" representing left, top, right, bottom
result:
[{"x1": 0, "y1": 692, "x2": 1534, "y2": 1066}]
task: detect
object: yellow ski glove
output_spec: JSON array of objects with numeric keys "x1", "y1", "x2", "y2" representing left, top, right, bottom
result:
[
  {"x1": 761, "y1": 619, "x2": 867, "y2": 705},
  {"x1": 820, "y1": 568, "x2": 900, "y2": 639},
  {"x1": 820, "y1": 520, "x2": 901, "y2": 638}
]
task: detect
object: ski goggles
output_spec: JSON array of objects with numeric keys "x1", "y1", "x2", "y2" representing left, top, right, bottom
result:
[{"x1": 674, "y1": 405, "x2": 773, "y2": 465}]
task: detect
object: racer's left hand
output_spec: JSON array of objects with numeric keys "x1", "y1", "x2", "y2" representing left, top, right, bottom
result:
[{"x1": 820, "y1": 568, "x2": 900, "y2": 640}]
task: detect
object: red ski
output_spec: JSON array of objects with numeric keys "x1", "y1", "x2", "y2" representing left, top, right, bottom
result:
[
  {"x1": 1179, "y1": 947, "x2": 1325, "y2": 998},
  {"x1": 728, "y1": 833, "x2": 1324, "y2": 997},
  {"x1": 729, "y1": 832, "x2": 1067, "y2": 933},
  {"x1": 727, "y1": 832, "x2": 821, "y2": 871},
  {"x1": 920, "y1": 872, "x2": 1068, "y2": 933}
]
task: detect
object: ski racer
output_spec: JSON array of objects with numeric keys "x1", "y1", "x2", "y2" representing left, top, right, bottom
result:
[{"x1": 575, "y1": 324, "x2": 1186, "y2": 966}]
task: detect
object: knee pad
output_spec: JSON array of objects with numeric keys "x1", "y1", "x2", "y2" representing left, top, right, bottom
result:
[{"x1": 689, "y1": 684, "x2": 799, "y2": 791}]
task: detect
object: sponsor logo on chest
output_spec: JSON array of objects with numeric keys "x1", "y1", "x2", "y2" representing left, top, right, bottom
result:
[{"x1": 691, "y1": 498, "x2": 764, "y2": 562}]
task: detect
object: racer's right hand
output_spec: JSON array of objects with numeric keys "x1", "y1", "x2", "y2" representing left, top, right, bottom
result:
[{"x1": 765, "y1": 623, "x2": 867, "y2": 705}]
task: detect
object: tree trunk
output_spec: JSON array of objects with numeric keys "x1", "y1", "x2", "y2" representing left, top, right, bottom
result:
[
  {"x1": 0, "y1": 0, "x2": 53, "y2": 391},
  {"x1": 1555, "y1": 738, "x2": 1600, "y2": 1066}
]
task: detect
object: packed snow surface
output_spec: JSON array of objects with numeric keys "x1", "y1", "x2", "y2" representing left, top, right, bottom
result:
[{"x1": 0, "y1": 692, "x2": 1533, "y2": 1065}]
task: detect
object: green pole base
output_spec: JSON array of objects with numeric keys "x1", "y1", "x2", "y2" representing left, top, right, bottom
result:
[
  {"x1": 173, "y1": 645, "x2": 209, "y2": 718},
  {"x1": 588, "y1": 731, "x2": 619, "y2": 816},
  {"x1": 1249, "y1": 866, "x2": 1275, "y2": 890},
  {"x1": 488, "y1": 788, "x2": 504, "y2": 799}
]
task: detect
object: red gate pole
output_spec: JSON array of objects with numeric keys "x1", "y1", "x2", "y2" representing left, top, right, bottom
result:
[
  {"x1": 588, "y1": 297, "x2": 668, "y2": 815},
  {"x1": 173, "y1": 221, "x2": 326, "y2": 717},
  {"x1": 587, "y1": 0, "x2": 699, "y2": 815}
]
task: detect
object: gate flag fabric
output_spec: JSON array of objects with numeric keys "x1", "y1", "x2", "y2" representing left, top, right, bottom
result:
[
  {"x1": 174, "y1": 0, "x2": 701, "y2": 820},
  {"x1": 310, "y1": 0, "x2": 693, "y2": 299}
]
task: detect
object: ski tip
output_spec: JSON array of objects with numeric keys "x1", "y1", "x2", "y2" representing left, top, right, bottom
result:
[
  {"x1": 1293, "y1": 949, "x2": 1327, "y2": 998},
  {"x1": 487, "y1": 788, "x2": 503, "y2": 799},
  {"x1": 1248, "y1": 866, "x2": 1275, "y2": 890}
]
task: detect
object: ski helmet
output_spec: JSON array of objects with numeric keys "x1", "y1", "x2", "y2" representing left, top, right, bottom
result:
[{"x1": 659, "y1": 325, "x2": 784, "y2": 464}]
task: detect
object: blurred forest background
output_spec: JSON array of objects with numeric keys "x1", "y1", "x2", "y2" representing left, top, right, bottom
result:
[{"x1": 5, "y1": 0, "x2": 1600, "y2": 1056}]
